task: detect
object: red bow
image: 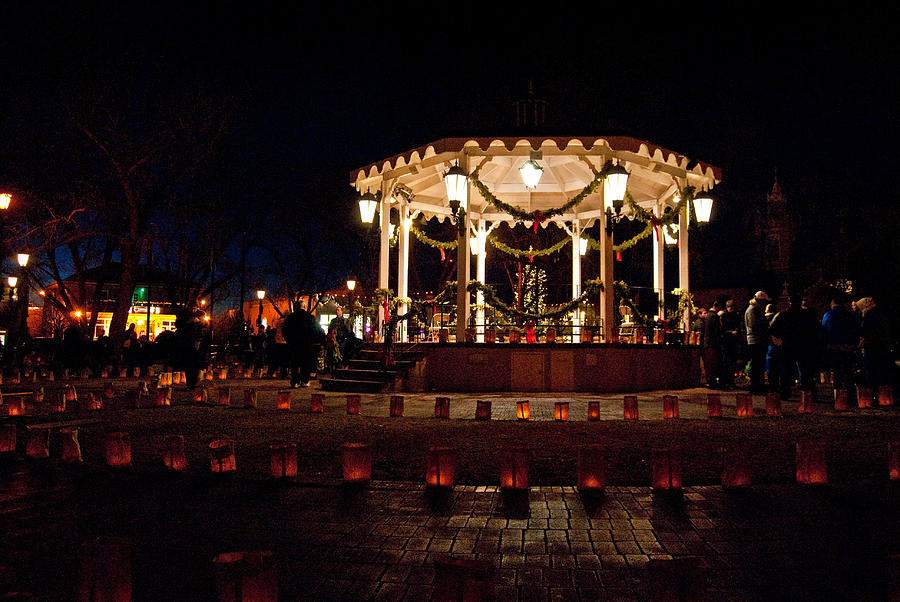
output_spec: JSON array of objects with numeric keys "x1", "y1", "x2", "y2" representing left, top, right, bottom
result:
[
  {"x1": 439, "y1": 248, "x2": 445, "y2": 261},
  {"x1": 532, "y1": 210, "x2": 546, "y2": 233},
  {"x1": 382, "y1": 299, "x2": 390, "y2": 322},
  {"x1": 649, "y1": 214, "x2": 661, "y2": 242}
]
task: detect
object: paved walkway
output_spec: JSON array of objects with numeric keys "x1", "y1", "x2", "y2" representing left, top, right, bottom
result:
[{"x1": 2, "y1": 377, "x2": 899, "y2": 600}]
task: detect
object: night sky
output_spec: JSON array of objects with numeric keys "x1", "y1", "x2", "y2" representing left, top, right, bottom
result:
[{"x1": 2, "y1": 3, "x2": 898, "y2": 294}]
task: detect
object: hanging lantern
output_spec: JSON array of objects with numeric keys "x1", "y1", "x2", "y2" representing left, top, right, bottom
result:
[
  {"x1": 434, "y1": 396, "x2": 449, "y2": 419},
  {"x1": 310, "y1": 393, "x2": 324, "y2": 414},
  {"x1": 735, "y1": 393, "x2": 753, "y2": 418},
  {"x1": 5, "y1": 395, "x2": 25, "y2": 416},
  {"x1": 475, "y1": 400, "x2": 491, "y2": 420},
  {"x1": 515, "y1": 400, "x2": 530, "y2": 421},
  {"x1": 425, "y1": 446, "x2": 457, "y2": 489},
  {"x1": 766, "y1": 392, "x2": 782, "y2": 416},
  {"x1": 623, "y1": 395, "x2": 639, "y2": 420},
  {"x1": 602, "y1": 161, "x2": 629, "y2": 210},
  {"x1": 721, "y1": 446, "x2": 751, "y2": 489},
  {"x1": 60, "y1": 427, "x2": 83, "y2": 464},
  {"x1": 269, "y1": 441, "x2": 298, "y2": 478},
  {"x1": 276, "y1": 390, "x2": 292, "y2": 410},
  {"x1": 500, "y1": 448, "x2": 530, "y2": 490},
  {"x1": 358, "y1": 189, "x2": 378, "y2": 224},
  {"x1": 443, "y1": 163, "x2": 468, "y2": 211},
  {"x1": 663, "y1": 395, "x2": 679, "y2": 419},
  {"x1": 105, "y1": 432, "x2": 131, "y2": 468},
  {"x1": 889, "y1": 442, "x2": 900, "y2": 481},
  {"x1": 26, "y1": 427, "x2": 49, "y2": 459},
  {"x1": 163, "y1": 435, "x2": 188, "y2": 471},
  {"x1": 0, "y1": 424, "x2": 15, "y2": 453},
  {"x1": 243, "y1": 388, "x2": 258, "y2": 409},
  {"x1": 209, "y1": 439, "x2": 237, "y2": 473},
  {"x1": 519, "y1": 154, "x2": 543, "y2": 189},
  {"x1": 879, "y1": 386, "x2": 894, "y2": 407},
  {"x1": 798, "y1": 390, "x2": 814, "y2": 414},
  {"x1": 693, "y1": 189, "x2": 715, "y2": 223},
  {"x1": 707, "y1": 393, "x2": 722, "y2": 418},
  {"x1": 77, "y1": 537, "x2": 133, "y2": 602},
  {"x1": 217, "y1": 387, "x2": 231, "y2": 407},
  {"x1": 577, "y1": 445, "x2": 606, "y2": 492},
  {"x1": 346, "y1": 394, "x2": 361, "y2": 415},
  {"x1": 833, "y1": 389, "x2": 848, "y2": 411},
  {"x1": 796, "y1": 441, "x2": 828, "y2": 485},
  {"x1": 193, "y1": 386, "x2": 209, "y2": 404},
  {"x1": 554, "y1": 401, "x2": 569, "y2": 421},
  {"x1": 652, "y1": 448, "x2": 682, "y2": 492},
  {"x1": 857, "y1": 385, "x2": 873, "y2": 408},
  {"x1": 212, "y1": 550, "x2": 277, "y2": 602},
  {"x1": 388, "y1": 395, "x2": 404, "y2": 417},
  {"x1": 339, "y1": 442, "x2": 372, "y2": 483},
  {"x1": 587, "y1": 401, "x2": 601, "y2": 421}
]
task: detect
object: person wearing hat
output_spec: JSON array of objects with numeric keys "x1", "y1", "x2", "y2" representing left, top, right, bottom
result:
[
  {"x1": 857, "y1": 296, "x2": 892, "y2": 400},
  {"x1": 744, "y1": 290, "x2": 771, "y2": 395}
]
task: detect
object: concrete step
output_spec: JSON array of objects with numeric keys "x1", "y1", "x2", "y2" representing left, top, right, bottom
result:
[
  {"x1": 333, "y1": 368, "x2": 397, "y2": 382},
  {"x1": 318, "y1": 377, "x2": 386, "y2": 393}
]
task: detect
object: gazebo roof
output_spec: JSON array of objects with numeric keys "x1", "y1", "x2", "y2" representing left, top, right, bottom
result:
[{"x1": 351, "y1": 136, "x2": 721, "y2": 227}]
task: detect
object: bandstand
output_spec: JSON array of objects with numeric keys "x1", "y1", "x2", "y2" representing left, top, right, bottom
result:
[{"x1": 350, "y1": 136, "x2": 721, "y2": 392}]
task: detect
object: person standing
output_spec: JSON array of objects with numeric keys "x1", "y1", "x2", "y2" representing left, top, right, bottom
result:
[
  {"x1": 744, "y1": 290, "x2": 771, "y2": 395},
  {"x1": 703, "y1": 301, "x2": 723, "y2": 388},
  {"x1": 769, "y1": 294, "x2": 818, "y2": 400},
  {"x1": 175, "y1": 300, "x2": 205, "y2": 390},
  {"x1": 720, "y1": 298, "x2": 742, "y2": 389},
  {"x1": 282, "y1": 300, "x2": 324, "y2": 388},
  {"x1": 822, "y1": 292, "x2": 860, "y2": 396},
  {"x1": 857, "y1": 297, "x2": 892, "y2": 400}
]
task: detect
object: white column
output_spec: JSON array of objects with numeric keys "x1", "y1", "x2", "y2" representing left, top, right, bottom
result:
[
  {"x1": 474, "y1": 220, "x2": 487, "y2": 342},
  {"x1": 397, "y1": 201, "x2": 410, "y2": 342},
  {"x1": 571, "y1": 221, "x2": 582, "y2": 341},
  {"x1": 377, "y1": 185, "x2": 391, "y2": 342},
  {"x1": 678, "y1": 204, "x2": 690, "y2": 330},
  {"x1": 653, "y1": 207, "x2": 665, "y2": 321},
  {"x1": 455, "y1": 155, "x2": 470, "y2": 344},
  {"x1": 600, "y1": 223, "x2": 614, "y2": 341}
]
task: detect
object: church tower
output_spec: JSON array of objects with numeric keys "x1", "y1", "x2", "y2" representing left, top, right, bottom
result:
[
  {"x1": 755, "y1": 174, "x2": 795, "y2": 287},
  {"x1": 511, "y1": 82, "x2": 549, "y2": 131}
]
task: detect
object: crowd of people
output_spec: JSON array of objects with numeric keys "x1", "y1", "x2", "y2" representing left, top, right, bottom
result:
[
  {"x1": 697, "y1": 290, "x2": 894, "y2": 403},
  {"x1": 0, "y1": 300, "x2": 363, "y2": 390}
]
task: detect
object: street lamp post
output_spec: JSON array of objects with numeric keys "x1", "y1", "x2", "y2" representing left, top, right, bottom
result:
[
  {"x1": 16, "y1": 253, "x2": 29, "y2": 341},
  {"x1": 256, "y1": 290, "x2": 265, "y2": 331}
]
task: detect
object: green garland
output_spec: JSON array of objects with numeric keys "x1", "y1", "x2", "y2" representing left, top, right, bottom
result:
[
  {"x1": 409, "y1": 225, "x2": 458, "y2": 249},
  {"x1": 469, "y1": 172, "x2": 601, "y2": 223},
  {"x1": 434, "y1": 279, "x2": 605, "y2": 323},
  {"x1": 488, "y1": 236, "x2": 571, "y2": 258},
  {"x1": 403, "y1": 184, "x2": 698, "y2": 264}
]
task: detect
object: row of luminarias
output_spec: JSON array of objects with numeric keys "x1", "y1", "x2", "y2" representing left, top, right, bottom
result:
[
  {"x1": 3, "y1": 419, "x2": 898, "y2": 491},
  {"x1": 3, "y1": 379, "x2": 893, "y2": 418},
  {"x1": 2, "y1": 388, "x2": 896, "y2": 489}
]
